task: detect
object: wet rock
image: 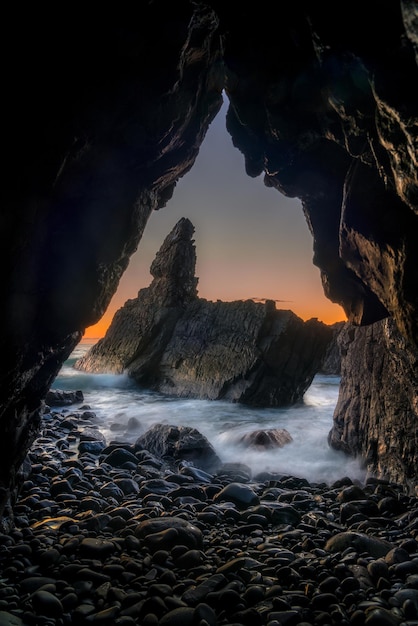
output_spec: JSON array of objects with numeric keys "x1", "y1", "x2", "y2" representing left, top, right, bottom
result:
[
  {"x1": 213, "y1": 483, "x2": 259, "y2": 509},
  {"x1": 79, "y1": 537, "x2": 117, "y2": 558},
  {"x1": 324, "y1": 531, "x2": 394, "y2": 558},
  {"x1": 135, "y1": 517, "x2": 203, "y2": 550},
  {"x1": 237, "y1": 428, "x2": 293, "y2": 449},
  {"x1": 101, "y1": 447, "x2": 139, "y2": 468},
  {"x1": 45, "y1": 389, "x2": 84, "y2": 406},
  {"x1": 0, "y1": 612, "x2": 23, "y2": 626},
  {"x1": 31, "y1": 590, "x2": 63, "y2": 617},
  {"x1": 135, "y1": 424, "x2": 221, "y2": 472}
]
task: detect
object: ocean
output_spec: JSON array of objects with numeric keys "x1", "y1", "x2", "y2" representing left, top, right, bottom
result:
[{"x1": 51, "y1": 339, "x2": 366, "y2": 485}]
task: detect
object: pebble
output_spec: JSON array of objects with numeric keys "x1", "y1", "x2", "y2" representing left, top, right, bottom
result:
[{"x1": 0, "y1": 406, "x2": 416, "y2": 625}]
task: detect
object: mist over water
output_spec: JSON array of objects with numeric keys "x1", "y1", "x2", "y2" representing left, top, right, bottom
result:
[{"x1": 52, "y1": 340, "x2": 366, "y2": 485}]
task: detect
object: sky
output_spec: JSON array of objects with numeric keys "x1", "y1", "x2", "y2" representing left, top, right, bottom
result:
[{"x1": 85, "y1": 95, "x2": 346, "y2": 338}]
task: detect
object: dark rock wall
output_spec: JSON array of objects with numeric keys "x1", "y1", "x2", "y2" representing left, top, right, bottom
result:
[
  {"x1": 2, "y1": 1, "x2": 418, "y2": 512},
  {"x1": 0, "y1": 3, "x2": 223, "y2": 514},
  {"x1": 216, "y1": 1, "x2": 418, "y2": 346},
  {"x1": 328, "y1": 319, "x2": 418, "y2": 494}
]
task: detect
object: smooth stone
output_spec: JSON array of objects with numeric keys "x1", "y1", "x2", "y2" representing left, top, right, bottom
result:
[
  {"x1": 157, "y1": 606, "x2": 196, "y2": 626},
  {"x1": 0, "y1": 612, "x2": 23, "y2": 626},
  {"x1": 216, "y1": 556, "x2": 263, "y2": 575},
  {"x1": 179, "y1": 464, "x2": 214, "y2": 483},
  {"x1": 385, "y1": 547, "x2": 411, "y2": 565},
  {"x1": 99, "y1": 482, "x2": 125, "y2": 500},
  {"x1": 86, "y1": 605, "x2": 121, "y2": 622},
  {"x1": 174, "y1": 549, "x2": 204, "y2": 569},
  {"x1": 181, "y1": 574, "x2": 227, "y2": 606},
  {"x1": 102, "y1": 448, "x2": 139, "y2": 467},
  {"x1": 50, "y1": 479, "x2": 73, "y2": 497},
  {"x1": 78, "y1": 440, "x2": 106, "y2": 454},
  {"x1": 193, "y1": 603, "x2": 217, "y2": 626},
  {"x1": 393, "y1": 589, "x2": 418, "y2": 609},
  {"x1": 135, "y1": 517, "x2": 203, "y2": 549},
  {"x1": 20, "y1": 577, "x2": 57, "y2": 593},
  {"x1": 269, "y1": 504, "x2": 301, "y2": 526},
  {"x1": 213, "y1": 483, "x2": 259, "y2": 509},
  {"x1": 79, "y1": 427, "x2": 106, "y2": 443},
  {"x1": 367, "y1": 559, "x2": 389, "y2": 580},
  {"x1": 364, "y1": 607, "x2": 402, "y2": 625},
  {"x1": 79, "y1": 537, "x2": 116, "y2": 557},
  {"x1": 324, "y1": 531, "x2": 393, "y2": 558},
  {"x1": 337, "y1": 485, "x2": 367, "y2": 502},
  {"x1": 340, "y1": 500, "x2": 380, "y2": 523},
  {"x1": 113, "y1": 478, "x2": 140, "y2": 495},
  {"x1": 138, "y1": 479, "x2": 176, "y2": 496},
  {"x1": 31, "y1": 590, "x2": 63, "y2": 617}
]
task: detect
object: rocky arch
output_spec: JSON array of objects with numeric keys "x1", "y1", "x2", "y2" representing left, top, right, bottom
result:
[{"x1": 1, "y1": 1, "x2": 418, "y2": 514}]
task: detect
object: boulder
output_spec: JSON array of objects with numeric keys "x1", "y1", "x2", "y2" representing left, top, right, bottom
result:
[
  {"x1": 135, "y1": 424, "x2": 222, "y2": 472},
  {"x1": 75, "y1": 219, "x2": 332, "y2": 407},
  {"x1": 237, "y1": 428, "x2": 293, "y2": 449},
  {"x1": 45, "y1": 389, "x2": 84, "y2": 406}
]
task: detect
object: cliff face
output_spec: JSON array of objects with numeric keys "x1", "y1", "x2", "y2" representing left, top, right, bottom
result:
[
  {"x1": 329, "y1": 320, "x2": 418, "y2": 494},
  {"x1": 2, "y1": 1, "x2": 418, "y2": 513},
  {"x1": 76, "y1": 219, "x2": 332, "y2": 407}
]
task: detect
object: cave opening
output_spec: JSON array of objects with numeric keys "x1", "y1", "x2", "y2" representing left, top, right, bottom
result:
[
  {"x1": 55, "y1": 94, "x2": 355, "y2": 486},
  {"x1": 85, "y1": 94, "x2": 346, "y2": 340}
]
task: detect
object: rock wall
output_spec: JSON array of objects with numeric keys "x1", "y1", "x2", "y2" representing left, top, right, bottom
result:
[
  {"x1": 329, "y1": 319, "x2": 418, "y2": 493},
  {"x1": 76, "y1": 219, "x2": 332, "y2": 407},
  {"x1": 0, "y1": 3, "x2": 223, "y2": 515},
  {"x1": 2, "y1": 1, "x2": 418, "y2": 513}
]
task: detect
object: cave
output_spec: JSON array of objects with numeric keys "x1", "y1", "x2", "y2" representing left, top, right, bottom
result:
[{"x1": 1, "y1": 1, "x2": 418, "y2": 518}]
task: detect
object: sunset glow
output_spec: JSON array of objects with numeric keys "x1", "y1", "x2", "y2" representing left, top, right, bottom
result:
[{"x1": 84, "y1": 96, "x2": 346, "y2": 340}]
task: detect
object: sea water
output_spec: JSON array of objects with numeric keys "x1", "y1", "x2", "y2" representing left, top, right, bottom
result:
[{"x1": 52, "y1": 339, "x2": 366, "y2": 485}]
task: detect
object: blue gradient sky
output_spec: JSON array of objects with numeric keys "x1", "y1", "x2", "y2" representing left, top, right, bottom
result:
[{"x1": 86, "y1": 95, "x2": 345, "y2": 337}]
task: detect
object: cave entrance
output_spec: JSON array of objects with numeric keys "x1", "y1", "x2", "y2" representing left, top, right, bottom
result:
[
  {"x1": 85, "y1": 94, "x2": 345, "y2": 340},
  {"x1": 57, "y1": 95, "x2": 353, "y2": 483}
]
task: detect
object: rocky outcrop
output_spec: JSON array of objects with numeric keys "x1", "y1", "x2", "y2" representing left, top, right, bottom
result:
[
  {"x1": 76, "y1": 219, "x2": 332, "y2": 406},
  {"x1": 75, "y1": 217, "x2": 199, "y2": 376},
  {"x1": 328, "y1": 319, "x2": 418, "y2": 493},
  {"x1": 2, "y1": 2, "x2": 418, "y2": 513}
]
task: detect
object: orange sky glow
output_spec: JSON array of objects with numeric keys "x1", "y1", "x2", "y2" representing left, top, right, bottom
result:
[{"x1": 84, "y1": 96, "x2": 346, "y2": 340}]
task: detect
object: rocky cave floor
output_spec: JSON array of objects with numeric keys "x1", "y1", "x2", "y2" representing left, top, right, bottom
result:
[{"x1": 0, "y1": 404, "x2": 417, "y2": 626}]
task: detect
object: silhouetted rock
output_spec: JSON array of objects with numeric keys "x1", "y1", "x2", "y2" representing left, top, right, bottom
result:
[{"x1": 76, "y1": 219, "x2": 332, "y2": 406}]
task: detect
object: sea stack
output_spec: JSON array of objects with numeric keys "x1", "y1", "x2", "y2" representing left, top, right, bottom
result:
[{"x1": 75, "y1": 218, "x2": 332, "y2": 406}]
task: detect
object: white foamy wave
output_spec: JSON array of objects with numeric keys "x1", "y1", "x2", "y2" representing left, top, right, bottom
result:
[{"x1": 51, "y1": 340, "x2": 365, "y2": 485}]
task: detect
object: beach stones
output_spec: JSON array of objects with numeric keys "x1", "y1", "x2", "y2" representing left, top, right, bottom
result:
[{"x1": 0, "y1": 406, "x2": 417, "y2": 626}]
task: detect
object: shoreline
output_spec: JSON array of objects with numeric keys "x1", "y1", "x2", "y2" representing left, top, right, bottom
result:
[{"x1": 0, "y1": 402, "x2": 417, "y2": 625}]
